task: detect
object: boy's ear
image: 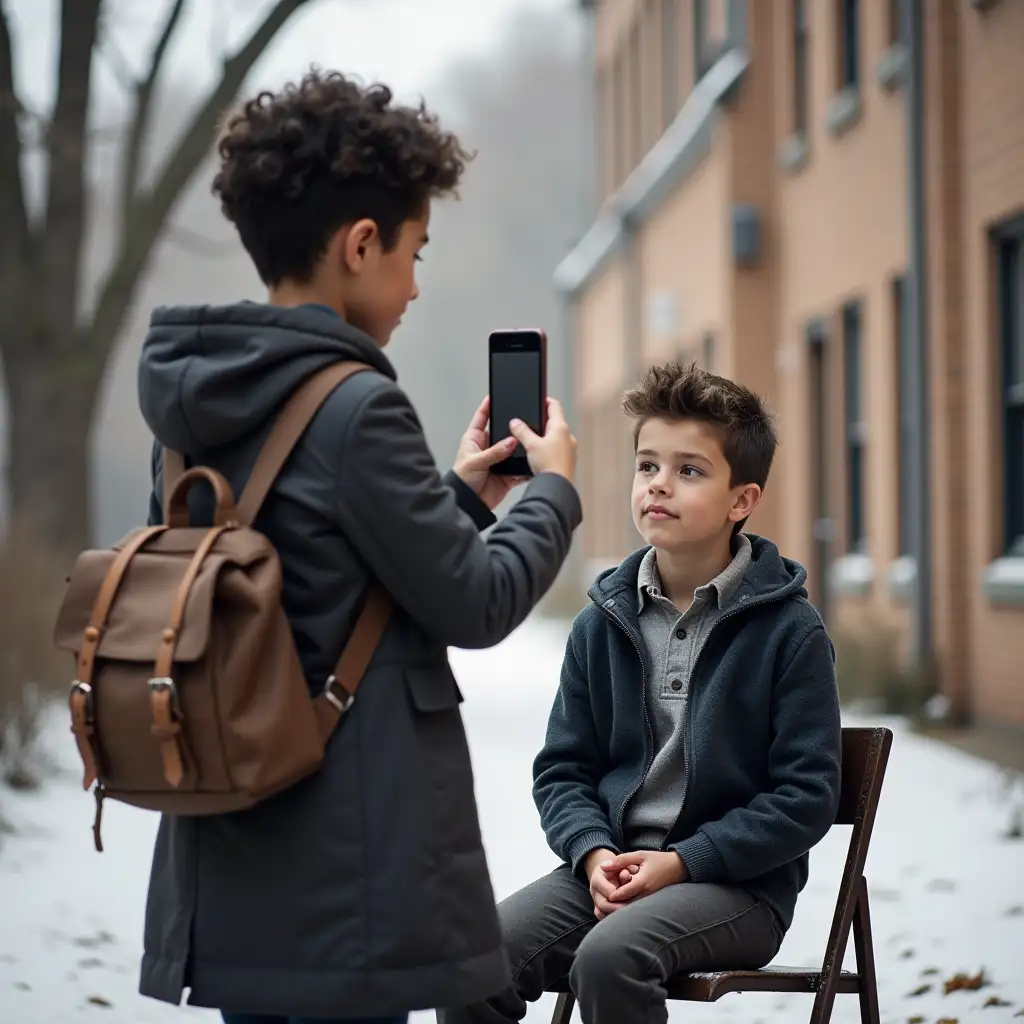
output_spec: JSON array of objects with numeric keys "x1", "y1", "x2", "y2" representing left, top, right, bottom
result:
[
  {"x1": 340, "y1": 219, "x2": 380, "y2": 273},
  {"x1": 729, "y1": 482, "x2": 762, "y2": 523}
]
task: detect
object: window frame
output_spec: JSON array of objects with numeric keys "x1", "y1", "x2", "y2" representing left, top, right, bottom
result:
[
  {"x1": 892, "y1": 275, "x2": 914, "y2": 556},
  {"x1": 996, "y1": 219, "x2": 1024, "y2": 555},
  {"x1": 661, "y1": 0, "x2": 678, "y2": 128},
  {"x1": 793, "y1": 0, "x2": 809, "y2": 137},
  {"x1": 837, "y1": 0, "x2": 861, "y2": 91},
  {"x1": 842, "y1": 300, "x2": 867, "y2": 554}
]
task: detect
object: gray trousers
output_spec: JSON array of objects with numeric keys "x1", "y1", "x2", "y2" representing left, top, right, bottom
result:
[{"x1": 437, "y1": 865, "x2": 783, "y2": 1024}]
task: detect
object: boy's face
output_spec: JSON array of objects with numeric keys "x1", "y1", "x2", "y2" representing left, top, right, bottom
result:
[
  {"x1": 336, "y1": 205, "x2": 431, "y2": 347},
  {"x1": 630, "y1": 417, "x2": 761, "y2": 550}
]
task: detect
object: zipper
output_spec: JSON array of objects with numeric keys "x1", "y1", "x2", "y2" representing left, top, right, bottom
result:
[
  {"x1": 597, "y1": 597, "x2": 654, "y2": 848},
  {"x1": 658, "y1": 590, "x2": 789, "y2": 851}
]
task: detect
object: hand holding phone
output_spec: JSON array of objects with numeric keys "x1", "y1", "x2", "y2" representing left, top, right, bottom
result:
[{"x1": 507, "y1": 398, "x2": 576, "y2": 483}]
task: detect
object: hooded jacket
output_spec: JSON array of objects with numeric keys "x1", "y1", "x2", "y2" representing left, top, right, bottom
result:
[
  {"x1": 135, "y1": 301, "x2": 582, "y2": 1017},
  {"x1": 533, "y1": 536, "x2": 841, "y2": 931}
]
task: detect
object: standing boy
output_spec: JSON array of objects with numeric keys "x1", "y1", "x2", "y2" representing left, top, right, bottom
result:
[
  {"x1": 440, "y1": 361, "x2": 841, "y2": 1024},
  {"x1": 136, "y1": 70, "x2": 581, "y2": 1024}
]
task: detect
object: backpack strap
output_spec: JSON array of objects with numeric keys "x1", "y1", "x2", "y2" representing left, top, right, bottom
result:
[
  {"x1": 162, "y1": 448, "x2": 186, "y2": 518},
  {"x1": 235, "y1": 361, "x2": 395, "y2": 740},
  {"x1": 236, "y1": 361, "x2": 375, "y2": 526}
]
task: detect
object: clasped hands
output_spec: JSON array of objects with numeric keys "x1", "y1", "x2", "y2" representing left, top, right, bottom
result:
[{"x1": 584, "y1": 847, "x2": 689, "y2": 920}]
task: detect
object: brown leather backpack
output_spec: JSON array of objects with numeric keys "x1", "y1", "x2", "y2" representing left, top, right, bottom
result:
[{"x1": 53, "y1": 362, "x2": 393, "y2": 851}]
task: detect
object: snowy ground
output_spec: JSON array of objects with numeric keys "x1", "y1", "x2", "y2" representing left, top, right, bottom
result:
[{"x1": 1, "y1": 617, "x2": 1022, "y2": 1023}]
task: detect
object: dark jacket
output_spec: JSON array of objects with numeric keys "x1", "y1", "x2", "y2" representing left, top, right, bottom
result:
[
  {"x1": 532, "y1": 536, "x2": 841, "y2": 931},
  {"x1": 135, "y1": 302, "x2": 582, "y2": 1017}
]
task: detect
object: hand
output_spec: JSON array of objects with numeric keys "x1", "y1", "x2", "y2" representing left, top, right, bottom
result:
[
  {"x1": 584, "y1": 848, "x2": 640, "y2": 920},
  {"x1": 509, "y1": 398, "x2": 576, "y2": 483},
  {"x1": 452, "y1": 396, "x2": 529, "y2": 510},
  {"x1": 605, "y1": 851, "x2": 689, "y2": 904}
]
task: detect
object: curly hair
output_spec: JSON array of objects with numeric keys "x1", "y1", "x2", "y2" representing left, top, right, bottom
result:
[
  {"x1": 212, "y1": 69, "x2": 472, "y2": 285},
  {"x1": 623, "y1": 360, "x2": 778, "y2": 489}
]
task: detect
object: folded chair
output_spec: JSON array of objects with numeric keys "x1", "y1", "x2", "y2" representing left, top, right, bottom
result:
[{"x1": 548, "y1": 725, "x2": 893, "y2": 1024}]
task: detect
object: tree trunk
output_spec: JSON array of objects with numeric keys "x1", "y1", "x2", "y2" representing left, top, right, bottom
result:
[{"x1": 5, "y1": 344, "x2": 99, "y2": 558}]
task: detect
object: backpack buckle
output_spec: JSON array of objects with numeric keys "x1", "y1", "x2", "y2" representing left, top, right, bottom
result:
[
  {"x1": 322, "y1": 675, "x2": 355, "y2": 715},
  {"x1": 70, "y1": 680, "x2": 95, "y2": 721},
  {"x1": 148, "y1": 677, "x2": 181, "y2": 718}
]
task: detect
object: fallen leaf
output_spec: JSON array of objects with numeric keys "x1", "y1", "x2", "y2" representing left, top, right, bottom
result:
[
  {"x1": 901, "y1": 948, "x2": 916, "y2": 959},
  {"x1": 908, "y1": 984, "x2": 932, "y2": 997},
  {"x1": 78, "y1": 957, "x2": 104, "y2": 969},
  {"x1": 908, "y1": 1017, "x2": 925, "y2": 1024},
  {"x1": 985, "y1": 996, "x2": 1013, "y2": 1008},
  {"x1": 936, "y1": 1019, "x2": 959, "y2": 1024},
  {"x1": 13, "y1": 982, "x2": 30, "y2": 992},
  {"x1": 922, "y1": 968, "x2": 941, "y2": 976},
  {"x1": 73, "y1": 930, "x2": 115, "y2": 949},
  {"x1": 944, "y1": 970, "x2": 987, "y2": 994},
  {"x1": 86, "y1": 996, "x2": 112, "y2": 1008}
]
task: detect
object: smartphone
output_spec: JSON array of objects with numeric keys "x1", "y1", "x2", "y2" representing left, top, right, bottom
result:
[{"x1": 488, "y1": 329, "x2": 547, "y2": 477}]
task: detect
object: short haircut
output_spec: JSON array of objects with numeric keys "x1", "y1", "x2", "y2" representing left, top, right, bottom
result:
[
  {"x1": 623, "y1": 360, "x2": 778, "y2": 489},
  {"x1": 212, "y1": 69, "x2": 471, "y2": 285}
]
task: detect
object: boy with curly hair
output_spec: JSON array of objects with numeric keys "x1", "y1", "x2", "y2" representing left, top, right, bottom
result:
[
  {"x1": 440, "y1": 362, "x2": 842, "y2": 1024},
  {"x1": 136, "y1": 71, "x2": 581, "y2": 1024}
]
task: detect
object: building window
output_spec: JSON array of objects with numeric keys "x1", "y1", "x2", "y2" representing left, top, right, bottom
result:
[
  {"x1": 629, "y1": 22, "x2": 642, "y2": 166},
  {"x1": 837, "y1": 0, "x2": 860, "y2": 90},
  {"x1": 842, "y1": 301, "x2": 866, "y2": 553},
  {"x1": 693, "y1": 0, "x2": 707, "y2": 81},
  {"x1": 888, "y1": 0, "x2": 904, "y2": 45},
  {"x1": 793, "y1": 0, "x2": 809, "y2": 136},
  {"x1": 893, "y1": 276, "x2": 913, "y2": 555},
  {"x1": 612, "y1": 49, "x2": 625, "y2": 188},
  {"x1": 997, "y1": 227, "x2": 1024, "y2": 554},
  {"x1": 702, "y1": 332, "x2": 716, "y2": 373},
  {"x1": 662, "y1": 0, "x2": 678, "y2": 127}
]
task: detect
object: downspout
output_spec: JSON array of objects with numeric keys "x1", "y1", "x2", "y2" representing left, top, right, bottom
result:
[
  {"x1": 621, "y1": 219, "x2": 643, "y2": 554},
  {"x1": 904, "y1": 0, "x2": 934, "y2": 680}
]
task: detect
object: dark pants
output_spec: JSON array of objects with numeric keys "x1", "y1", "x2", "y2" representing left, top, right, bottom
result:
[
  {"x1": 437, "y1": 865, "x2": 783, "y2": 1024},
  {"x1": 222, "y1": 1015, "x2": 407, "y2": 1024}
]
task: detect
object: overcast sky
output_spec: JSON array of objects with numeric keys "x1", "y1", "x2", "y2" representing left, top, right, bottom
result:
[{"x1": 8, "y1": 0, "x2": 577, "y2": 116}]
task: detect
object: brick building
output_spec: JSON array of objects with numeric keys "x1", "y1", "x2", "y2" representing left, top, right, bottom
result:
[{"x1": 555, "y1": 0, "x2": 1024, "y2": 729}]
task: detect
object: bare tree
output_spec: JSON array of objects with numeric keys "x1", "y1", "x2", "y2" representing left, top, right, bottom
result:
[{"x1": 0, "y1": 0, "x2": 314, "y2": 554}]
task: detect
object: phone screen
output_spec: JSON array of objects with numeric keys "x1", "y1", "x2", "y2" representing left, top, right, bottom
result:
[{"x1": 490, "y1": 349, "x2": 542, "y2": 458}]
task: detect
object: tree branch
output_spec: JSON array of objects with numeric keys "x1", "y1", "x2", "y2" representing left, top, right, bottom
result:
[
  {"x1": 86, "y1": 0, "x2": 314, "y2": 361},
  {"x1": 42, "y1": 0, "x2": 103, "y2": 346},
  {"x1": 0, "y1": 3, "x2": 29, "y2": 264},
  {"x1": 119, "y1": 0, "x2": 186, "y2": 235}
]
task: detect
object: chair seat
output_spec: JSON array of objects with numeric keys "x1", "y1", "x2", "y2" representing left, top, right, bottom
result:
[
  {"x1": 548, "y1": 966, "x2": 860, "y2": 1004},
  {"x1": 667, "y1": 966, "x2": 862, "y2": 1001}
]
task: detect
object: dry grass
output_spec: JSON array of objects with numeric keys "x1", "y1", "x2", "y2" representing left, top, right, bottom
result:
[
  {"x1": 833, "y1": 620, "x2": 937, "y2": 718},
  {"x1": 0, "y1": 520, "x2": 68, "y2": 790}
]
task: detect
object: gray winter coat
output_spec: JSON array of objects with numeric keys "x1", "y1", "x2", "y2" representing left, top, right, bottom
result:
[{"x1": 135, "y1": 302, "x2": 582, "y2": 1018}]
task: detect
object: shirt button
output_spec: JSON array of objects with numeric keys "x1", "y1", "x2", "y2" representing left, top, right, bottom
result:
[
  {"x1": 675, "y1": 628, "x2": 686, "y2": 640},
  {"x1": 670, "y1": 678, "x2": 683, "y2": 691}
]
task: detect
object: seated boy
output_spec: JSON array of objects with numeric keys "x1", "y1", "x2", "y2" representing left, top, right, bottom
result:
[{"x1": 439, "y1": 361, "x2": 842, "y2": 1024}]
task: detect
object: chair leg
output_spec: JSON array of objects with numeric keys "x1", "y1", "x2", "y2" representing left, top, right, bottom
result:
[
  {"x1": 852, "y1": 877, "x2": 881, "y2": 1024},
  {"x1": 551, "y1": 991, "x2": 576, "y2": 1024}
]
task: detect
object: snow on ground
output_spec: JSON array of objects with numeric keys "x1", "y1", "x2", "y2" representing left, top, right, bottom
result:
[{"x1": 1, "y1": 617, "x2": 1022, "y2": 1023}]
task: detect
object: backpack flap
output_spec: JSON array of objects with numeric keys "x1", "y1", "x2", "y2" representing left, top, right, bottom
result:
[{"x1": 55, "y1": 537, "x2": 221, "y2": 665}]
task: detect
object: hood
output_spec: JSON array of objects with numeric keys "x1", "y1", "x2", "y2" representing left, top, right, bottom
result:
[
  {"x1": 137, "y1": 301, "x2": 396, "y2": 452},
  {"x1": 588, "y1": 534, "x2": 808, "y2": 610}
]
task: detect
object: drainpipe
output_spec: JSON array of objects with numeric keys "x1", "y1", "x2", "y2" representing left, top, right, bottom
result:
[{"x1": 903, "y1": 0, "x2": 934, "y2": 681}]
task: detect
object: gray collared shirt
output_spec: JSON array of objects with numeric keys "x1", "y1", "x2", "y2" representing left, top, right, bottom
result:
[{"x1": 623, "y1": 533, "x2": 752, "y2": 850}]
